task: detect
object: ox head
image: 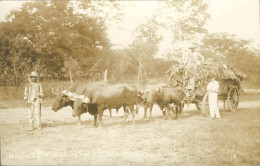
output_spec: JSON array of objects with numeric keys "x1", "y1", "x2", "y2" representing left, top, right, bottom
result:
[
  {"x1": 137, "y1": 89, "x2": 158, "y2": 104},
  {"x1": 71, "y1": 95, "x2": 90, "y2": 117},
  {"x1": 52, "y1": 88, "x2": 74, "y2": 112},
  {"x1": 137, "y1": 90, "x2": 146, "y2": 104}
]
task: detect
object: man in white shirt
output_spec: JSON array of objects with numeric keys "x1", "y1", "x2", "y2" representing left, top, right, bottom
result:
[
  {"x1": 184, "y1": 46, "x2": 205, "y2": 66},
  {"x1": 24, "y1": 71, "x2": 44, "y2": 130},
  {"x1": 207, "y1": 73, "x2": 221, "y2": 120}
]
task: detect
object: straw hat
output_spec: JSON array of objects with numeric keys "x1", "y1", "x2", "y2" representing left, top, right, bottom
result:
[{"x1": 29, "y1": 71, "x2": 38, "y2": 77}]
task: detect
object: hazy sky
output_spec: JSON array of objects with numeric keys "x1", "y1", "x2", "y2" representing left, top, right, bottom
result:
[{"x1": 0, "y1": 0, "x2": 259, "y2": 49}]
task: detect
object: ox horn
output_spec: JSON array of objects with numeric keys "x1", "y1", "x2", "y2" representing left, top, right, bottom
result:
[{"x1": 81, "y1": 95, "x2": 90, "y2": 104}]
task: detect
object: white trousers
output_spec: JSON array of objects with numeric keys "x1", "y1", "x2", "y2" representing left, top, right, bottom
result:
[
  {"x1": 208, "y1": 92, "x2": 220, "y2": 118},
  {"x1": 28, "y1": 102, "x2": 41, "y2": 128}
]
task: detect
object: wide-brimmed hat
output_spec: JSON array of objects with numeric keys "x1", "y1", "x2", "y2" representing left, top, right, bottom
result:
[{"x1": 29, "y1": 71, "x2": 38, "y2": 77}]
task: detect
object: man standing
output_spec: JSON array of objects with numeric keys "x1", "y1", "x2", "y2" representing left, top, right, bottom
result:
[
  {"x1": 24, "y1": 71, "x2": 44, "y2": 130},
  {"x1": 207, "y1": 73, "x2": 221, "y2": 120},
  {"x1": 185, "y1": 46, "x2": 204, "y2": 95},
  {"x1": 187, "y1": 46, "x2": 205, "y2": 65}
]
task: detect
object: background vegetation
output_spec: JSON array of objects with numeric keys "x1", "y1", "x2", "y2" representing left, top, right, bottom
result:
[{"x1": 0, "y1": 0, "x2": 259, "y2": 105}]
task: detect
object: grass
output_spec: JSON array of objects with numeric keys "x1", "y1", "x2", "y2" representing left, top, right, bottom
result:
[{"x1": 0, "y1": 106, "x2": 259, "y2": 165}]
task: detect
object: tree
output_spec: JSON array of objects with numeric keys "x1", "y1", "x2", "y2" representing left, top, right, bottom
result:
[
  {"x1": 0, "y1": 0, "x2": 123, "y2": 85},
  {"x1": 202, "y1": 33, "x2": 260, "y2": 86},
  {"x1": 63, "y1": 56, "x2": 81, "y2": 84},
  {"x1": 129, "y1": 17, "x2": 162, "y2": 87},
  {"x1": 157, "y1": 0, "x2": 210, "y2": 60},
  {"x1": 0, "y1": 24, "x2": 35, "y2": 85}
]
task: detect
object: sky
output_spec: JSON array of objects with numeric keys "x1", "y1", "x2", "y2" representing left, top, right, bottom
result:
[{"x1": 0, "y1": 0, "x2": 259, "y2": 51}]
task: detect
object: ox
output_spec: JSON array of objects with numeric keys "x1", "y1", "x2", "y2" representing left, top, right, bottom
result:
[
  {"x1": 51, "y1": 83, "x2": 102, "y2": 126},
  {"x1": 137, "y1": 83, "x2": 167, "y2": 121},
  {"x1": 153, "y1": 87, "x2": 186, "y2": 119},
  {"x1": 52, "y1": 89, "x2": 97, "y2": 125},
  {"x1": 137, "y1": 89, "x2": 156, "y2": 121},
  {"x1": 73, "y1": 84, "x2": 137, "y2": 128}
]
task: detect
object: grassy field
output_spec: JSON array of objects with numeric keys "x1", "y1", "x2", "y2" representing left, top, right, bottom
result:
[{"x1": 0, "y1": 100, "x2": 259, "y2": 165}]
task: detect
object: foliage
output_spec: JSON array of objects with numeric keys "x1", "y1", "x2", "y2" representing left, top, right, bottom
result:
[
  {"x1": 157, "y1": 0, "x2": 210, "y2": 59},
  {"x1": 201, "y1": 33, "x2": 260, "y2": 85},
  {"x1": 167, "y1": 59, "x2": 246, "y2": 98},
  {"x1": 0, "y1": 1, "x2": 122, "y2": 86},
  {"x1": 129, "y1": 17, "x2": 162, "y2": 86},
  {"x1": 63, "y1": 56, "x2": 81, "y2": 83}
]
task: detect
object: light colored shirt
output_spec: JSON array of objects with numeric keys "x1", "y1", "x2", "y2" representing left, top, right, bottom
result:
[
  {"x1": 207, "y1": 80, "x2": 219, "y2": 93},
  {"x1": 24, "y1": 83, "x2": 43, "y2": 103},
  {"x1": 184, "y1": 51, "x2": 205, "y2": 65}
]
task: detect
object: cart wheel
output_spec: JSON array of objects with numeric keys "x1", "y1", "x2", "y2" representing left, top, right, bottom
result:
[
  {"x1": 227, "y1": 86, "x2": 239, "y2": 112},
  {"x1": 202, "y1": 92, "x2": 210, "y2": 116}
]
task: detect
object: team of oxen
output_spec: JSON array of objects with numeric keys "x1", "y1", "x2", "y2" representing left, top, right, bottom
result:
[{"x1": 51, "y1": 82, "x2": 186, "y2": 128}]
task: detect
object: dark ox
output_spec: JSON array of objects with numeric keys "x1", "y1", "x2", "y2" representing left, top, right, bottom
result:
[
  {"x1": 72, "y1": 98, "x2": 98, "y2": 126},
  {"x1": 137, "y1": 84, "x2": 167, "y2": 121},
  {"x1": 73, "y1": 84, "x2": 137, "y2": 128},
  {"x1": 137, "y1": 89, "x2": 157, "y2": 121},
  {"x1": 51, "y1": 83, "x2": 101, "y2": 126},
  {"x1": 51, "y1": 83, "x2": 84, "y2": 112},
  {"x1": 52, "y1": 92, "x2": 74, "y2": 111},
  {"x1": 153, "y1": 87, "x2": 186, "y2": 119}
]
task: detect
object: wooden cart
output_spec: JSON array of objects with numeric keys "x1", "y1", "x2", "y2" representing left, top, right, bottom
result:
[
  {"x1": 192, "y1": 79, "x2": 241, "y2": 116},
  {"x1": 167, "y1": 61, "x2": 245, "y2": 116}
]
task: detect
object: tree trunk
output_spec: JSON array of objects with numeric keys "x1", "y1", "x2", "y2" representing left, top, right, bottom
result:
[
  {"x1": 104, "y1": 69, "x2": 108, "y2": 86},
  {"x1": 136, "y1": 60, "x2": 142, "y2": 89},
  {"x1": 12, "y1": 53, "x2": 18, "y2": 86},
  {"x1": 69, "y1": 69, "x2": 73, "y2": 84}
]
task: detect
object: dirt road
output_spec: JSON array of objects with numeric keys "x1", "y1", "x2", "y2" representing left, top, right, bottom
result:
[{"x1": 1, "y1": 100, "x2": 260, "y2": 165}]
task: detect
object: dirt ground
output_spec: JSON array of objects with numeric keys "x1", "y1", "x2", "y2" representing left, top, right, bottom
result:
[{"x1": 1, "y1": 100, "x2": 260, "y2": 166}]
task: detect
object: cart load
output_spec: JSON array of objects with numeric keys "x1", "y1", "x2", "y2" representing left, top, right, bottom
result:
[{"x1": 166, "y1": 58, "x2": 246, "y2": 114}]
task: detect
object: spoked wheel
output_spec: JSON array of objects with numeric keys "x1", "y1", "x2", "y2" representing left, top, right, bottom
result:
[
  {"x1": 201, "y1": 92, "x2": 210, "y2": 116},
  {"x1": 227, "y1": 86, "x2": 239, "y2": 112}
]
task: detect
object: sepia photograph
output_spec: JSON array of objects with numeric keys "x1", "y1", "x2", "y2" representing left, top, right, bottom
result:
[{"x1": 0, "y1": 0, "x2": 259, "y2": 165}]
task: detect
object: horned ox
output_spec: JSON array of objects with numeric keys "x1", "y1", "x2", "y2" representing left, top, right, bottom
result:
[
  {"x1": 51, "y1": 83, "x2": 102, "y2": 126},
  {"x1": 52, "y1": 89, "x2": 98, "y2": 125},
  {"x1": 153, "y1": 87, "x2": 186, "y2": 119},
  {"x1": 137, "y1": 83, "x2": 167, "y2": 121},
  {"x1": 73, "y1": 84, "x2": 137, "y2": 128}
]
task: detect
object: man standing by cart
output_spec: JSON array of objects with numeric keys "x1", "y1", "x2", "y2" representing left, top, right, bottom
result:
[
  {"x1": 207, "y1": 73, "x2": 221, "y2": 120},
  {"x1": 24, "y1": 71, "x2": 44, "y2": 130}
]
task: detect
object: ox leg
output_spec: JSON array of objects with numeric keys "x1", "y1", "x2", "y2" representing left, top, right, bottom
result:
[
  {"x1": 143, "y1": 106, "x2": 148, "y2": 119},
  {"x1": 77, "y1": 115, "x2": 81, "y2": 125},
  {"x1": 109, "y1": 109, "x2": 112, "y2": 119},
  {"x1": 167, "y1": 104, "x2": 172, "y2": 120},
  {"x1": 163, "y1": 108, "x2": 167, "y2": 120},
  {"x1": 130, "y1": 105, "x2": 136, "y2": 124},
  {"x1": 93, "y1": 113, "x2": 98, "y2": 127},
  {"x1": 123, "y1": 106, "x2": 129, "y2": 126},
  {"x1": 179, "y1": 103, "x2": 184, "y2": 119},
  {"x1": 135, "y1": 105, "x2": 139, "y2": 115},
  {"x1": 149, "y1": 104, "x2": 153, "y2": 122},
  {"x1": 176, "y1": 106, "x2": 181, "y2": 120},
  {"x1": 98, "y1": 107, "x2": 104, "y2": 128}
]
